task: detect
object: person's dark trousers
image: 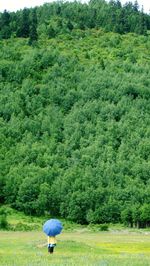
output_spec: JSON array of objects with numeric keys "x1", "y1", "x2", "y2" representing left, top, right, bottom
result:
[{"x1": 48, "y1": 246, "x2": 54, "y2": 253}]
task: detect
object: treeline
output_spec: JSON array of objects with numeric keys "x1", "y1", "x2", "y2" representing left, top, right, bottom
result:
[
  {"x1": 0, "y1": 27, "x2": 150, "y2": 227},
  {"x1": 0, "y1": 0, "x2": 150, "y2": 42}
]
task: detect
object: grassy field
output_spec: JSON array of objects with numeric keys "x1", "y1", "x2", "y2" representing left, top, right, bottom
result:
[{"x1": 0, "y1": 230, "x2": 150, "y2": 266}]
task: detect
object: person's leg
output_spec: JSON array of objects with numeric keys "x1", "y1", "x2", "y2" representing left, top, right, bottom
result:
[{"x1": 49, "y1": 246, "x2": 54, "y2": 253}]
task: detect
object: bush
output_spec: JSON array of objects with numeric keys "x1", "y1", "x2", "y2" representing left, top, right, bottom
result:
[
  {"x1": 11, "y1": 222, "x2": 40, "y2": 231},
  {"x1": 100, "y1": 224, "x2": 109, "y2": 231},
  {"x1": 87, "y1": 223, "x2": 109, "y2": 232},
  {"x1": 0, "y1": 215, "x2": 8, "y2": 229},
  {"x1": 0, "y1": 206, "x2": 12, "y2": 216}
]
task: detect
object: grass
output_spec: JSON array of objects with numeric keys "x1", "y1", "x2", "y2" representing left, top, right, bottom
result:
[
  {"x1": 0, "y1": 208, "x2": 150, "y2": 265},
  {"x1": 0, "y1": 230, "x2": 150, "y2": 266}
]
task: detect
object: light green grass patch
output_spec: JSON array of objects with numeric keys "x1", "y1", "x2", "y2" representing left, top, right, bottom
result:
[{"x1": 0, "y1": 231, "x2": 150, "y2": 266}]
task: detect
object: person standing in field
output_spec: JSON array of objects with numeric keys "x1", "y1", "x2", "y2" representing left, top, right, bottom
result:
[
  {"x1": 48, "y1": 235, "x2": 57, "y2": 254},
  {"x1": 43, "y1": 219, "x2": 63, "y2": 254}
]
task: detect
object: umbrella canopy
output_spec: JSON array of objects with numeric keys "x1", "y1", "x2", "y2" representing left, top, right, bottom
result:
[{"x1": 43, "y1": 219, "x2": 63, "y2": 236}]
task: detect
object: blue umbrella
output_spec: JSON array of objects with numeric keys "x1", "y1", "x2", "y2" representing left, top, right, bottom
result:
[{"x1": 43, "y1": 219, "x2": 63, "y2": 236}]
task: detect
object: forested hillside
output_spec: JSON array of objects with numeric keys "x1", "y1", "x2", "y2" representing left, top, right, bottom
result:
[
  {"x1": 0, "y1": 0, "x2": 150, "y2": 41},
  {"x1": 0, "y1": 1, "x2": 150, "y2": 227}
]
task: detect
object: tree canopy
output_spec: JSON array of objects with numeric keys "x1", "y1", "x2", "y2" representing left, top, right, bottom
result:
[
  {"x1": 0, "y1": 0, "x2": 150, "y2": 40},
  {"x1": 0, "y1": 1, "x2": 150, "y2": 228}
]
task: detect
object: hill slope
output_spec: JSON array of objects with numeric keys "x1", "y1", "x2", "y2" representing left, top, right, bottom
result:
[{"x1": 0, "y1": 28, "x2": 150, "y2": 226}]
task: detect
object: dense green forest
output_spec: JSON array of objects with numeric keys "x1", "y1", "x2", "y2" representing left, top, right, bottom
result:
[
  {"x1": 0, "y1": 0, "x2": 150, "y2": 41},
  {"x1": 0, "y1": 1, "x2": 150, "y2": 228}
]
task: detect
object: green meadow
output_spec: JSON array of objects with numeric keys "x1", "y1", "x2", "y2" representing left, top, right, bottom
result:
[
  {"x1": 0, "y1": 209, "x2": 150, "y2": 265},
  {"x1": 0, "y1": 230, "x2": 150, "y2": 266}
]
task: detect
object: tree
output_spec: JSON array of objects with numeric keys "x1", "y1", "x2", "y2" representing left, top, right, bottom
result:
[
  {"x1": 37, "y1": 183, "x2": 51, "y2": 215},
  {"x1": 121, "y1": 206, "x2": 133, "y2": 227},
  {"x1": 140, "y1": 204, "x2": 150, "y2": 228},
  {"x1": 28, "y1": 9, "x2": 38, "y2": 45},
  {"x1": 136, "y1": 7, "x2": 147, "y2": 35},
  {"x1": 16, "y1": 176, "x2": 40, "y2": 215},
  {"x1": 16, "y1": 8, "x2": 30, "y2": 37},
  {"x1": 0, "y1": 10, "x2": 11, "y2": 38},
  {"x1": 133, "y1": 0, "x2": 139, "y2": 12}
]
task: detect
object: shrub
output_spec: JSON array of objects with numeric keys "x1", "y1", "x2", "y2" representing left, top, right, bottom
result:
[
  {"x1": 11, "y1": 222, "x2": 40, "y2": 231},
  {"x1": 100, "y1": 224, "x2": 109, "y2": 231},
  {"x1": 0, "y1": 215, "x2": 8, "y2": 229},
  {"x1": 87, "y1": 223, "x2": 109, "y2": 232}
]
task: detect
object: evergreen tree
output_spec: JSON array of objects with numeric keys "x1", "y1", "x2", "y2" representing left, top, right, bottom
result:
[
  {"x1": 28, "y1": 9, "x2": 38, "y2": 45},
  {"x1": 133, "y1": 0, "x2": 139, "y2": 12},
  {"x1": 0, "y1": 10, "x2": 11, "y2": 38},
  {"x1": 16, "y1": 8, "x2": 30, "y2": 37},
  {"x1": 135, "y1": 7, "x2": 147, "y2": 35}
]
